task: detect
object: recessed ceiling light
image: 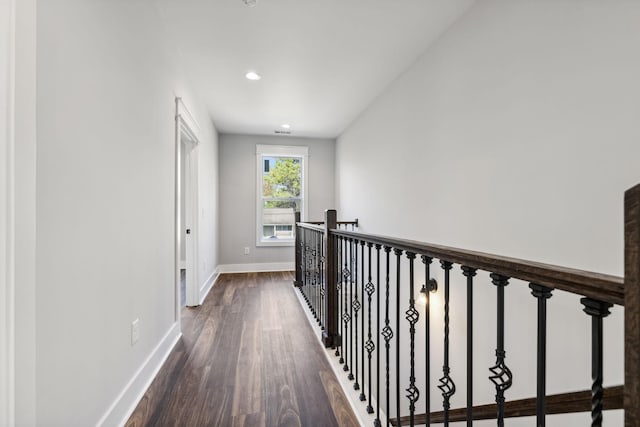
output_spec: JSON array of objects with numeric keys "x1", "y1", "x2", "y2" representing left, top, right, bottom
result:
[
  {"x1": 281, "y1": 124, "x2": 291, "y2": 129},
  {"x1": 245, "y1": 71, "x2": 261, "y2": 81},
  {"x1": 243, "y1": 0, "x2": 257, "y2": 6}
]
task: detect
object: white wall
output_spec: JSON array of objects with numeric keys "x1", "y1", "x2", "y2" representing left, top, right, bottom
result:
[
  {"x1": 218, "y1": 134, "x2": 335, "y2": 267},
  {"x1": 14, "y1": 0, "x2": 36, "y2": 424},
  {"x1": 1, "y1": 0, "x2": 16, "y2": 424},
  {"x1": 35, "y1": 1, "x2": 218, "y2": 425},
  {"x1": 337, "y1": 1, "x2": 640, "y2": 425}
]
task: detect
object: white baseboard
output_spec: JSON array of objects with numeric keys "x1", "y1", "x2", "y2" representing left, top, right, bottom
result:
[
  {"x1": 216, "y1": 262, "x2": 294, "y2": 274},
  {"x1": 96, "y1": 322, "x2": 181, "y2": 427},
  {"x1": 199, "y1": 269, "x2": 219, "y2": 305}
]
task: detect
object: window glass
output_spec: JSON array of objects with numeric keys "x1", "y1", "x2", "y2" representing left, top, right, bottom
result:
[{"x1": 256, "y1": 146, "x2": 307, "y2": 246}]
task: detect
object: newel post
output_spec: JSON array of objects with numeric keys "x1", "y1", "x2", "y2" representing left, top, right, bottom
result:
[
  {"x1": 323, "y1": 209, "x2": 338, "y2": 348},
  {"x1": 294, "y1": 211, "x2": 302, "y2": 287},
  {"x1": 625, "y1": 184, "x2": 640, "y2": 426}
]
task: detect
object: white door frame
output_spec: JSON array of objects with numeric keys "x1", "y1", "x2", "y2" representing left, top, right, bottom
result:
[
  {"x1": 174, "y1": 97, "x2": 200, "y2": 319},
  {"x1": 1, "y1": 0, "x2": 16, "y2": 424}
]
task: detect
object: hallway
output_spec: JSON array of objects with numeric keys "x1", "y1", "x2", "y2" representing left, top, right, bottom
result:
[{"x1": 126, "y1": 272, "x2": 359, "y2": 427}]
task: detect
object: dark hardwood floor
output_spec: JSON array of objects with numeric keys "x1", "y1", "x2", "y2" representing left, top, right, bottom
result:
[{"x1": 126, "y1": 271, "x2": 359, "y2": 427}]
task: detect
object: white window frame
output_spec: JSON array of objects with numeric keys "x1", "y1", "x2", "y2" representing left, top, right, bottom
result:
[{"x1": 256, "y1": 144, "x2": 308, "y2": 247}]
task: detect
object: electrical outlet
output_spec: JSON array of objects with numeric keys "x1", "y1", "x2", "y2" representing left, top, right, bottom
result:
[
  {"x1": 131, "y1": 319, "x2": 140, "y2": 345},
  {"x1": 244, "y1": 247, "x2": 250, "y2": 255}
]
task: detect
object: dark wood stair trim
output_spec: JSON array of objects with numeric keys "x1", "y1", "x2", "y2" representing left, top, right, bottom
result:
[{"x1": 391, "y1": 385, "x2": 623, "y2": 426}]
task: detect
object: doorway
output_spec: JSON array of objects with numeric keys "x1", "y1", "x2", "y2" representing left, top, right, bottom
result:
[{"x1": 175, "y1": 98, "x2": 200, "y2": 319}]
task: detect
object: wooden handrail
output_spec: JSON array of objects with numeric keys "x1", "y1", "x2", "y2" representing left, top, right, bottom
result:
[
  {"x1": 391, "y1": 386, "x2": 623, "y2": 425},
  {"x1": 330, "y1": 229, "x2": 624, "y2": 306},
  {"x1": 296, "y1": 222, "x2": 325, "y2": 232}
]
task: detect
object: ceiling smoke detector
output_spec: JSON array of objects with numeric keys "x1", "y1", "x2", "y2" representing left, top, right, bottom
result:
[{"x1": 243, "y1": 0, "x2": 257, "y2": 7}]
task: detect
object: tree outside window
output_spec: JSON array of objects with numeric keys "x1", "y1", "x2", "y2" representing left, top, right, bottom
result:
[{"x1": 256, "y1": 145, "x2": 308, "y2": 246}]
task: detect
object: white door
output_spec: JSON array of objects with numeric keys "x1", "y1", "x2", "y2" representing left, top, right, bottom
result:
[
  {"x1": 181, "y1": 136, "x2": 198, "y2": 307},
  {"x1": 175, "y1": 98, "x2": 200, "y2": 319}
]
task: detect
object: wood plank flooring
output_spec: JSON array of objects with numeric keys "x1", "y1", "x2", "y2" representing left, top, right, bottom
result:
[{"x1": 126, "y1": 271, "x2": 359, "y2": 427}]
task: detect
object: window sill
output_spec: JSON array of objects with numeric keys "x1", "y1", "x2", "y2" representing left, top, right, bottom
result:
[{"x1": 256, "y1": 239, "x2": 295, "y2": 248}]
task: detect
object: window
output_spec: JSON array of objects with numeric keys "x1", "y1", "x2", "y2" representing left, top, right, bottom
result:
[{"x1": 256, "y1": 145, "x2": 308, "y2": 246}]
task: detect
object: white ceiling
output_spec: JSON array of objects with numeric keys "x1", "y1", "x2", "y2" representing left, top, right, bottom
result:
[{"x1": 155, "y1": 0, "x2": 474, "y2": 138}]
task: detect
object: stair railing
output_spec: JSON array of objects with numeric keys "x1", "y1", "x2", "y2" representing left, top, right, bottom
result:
[{"x1": 294, "y1": 183, "x2": 640, "y2": 427}]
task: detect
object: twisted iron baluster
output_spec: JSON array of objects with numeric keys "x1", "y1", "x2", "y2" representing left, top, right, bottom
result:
[
  {"x1": 530, "y1": 283, "x2": 553, "y2": 427},
  {"x1": 311, "y1": 232, "x2": 317, "y2": 319},
  {"x1": 374, "y1": 244, "x2": 382, "y2": 427},
  {"x1": 319, "y1": 232, "x2": 325, "y2": 330},
  {"x1": 352, "y1": 239, "x2": 360, "y2": 385},
  {"x1": 461, "y1": 266, "x2": 477, "y2": 427},
  {"x1": 314, "y1": 232, "x2": 322, "y2": 326},
  {"x1": 438, "y1": 261, "x2": 456, "y2": 427},
  {"x1": 306, "y1": 233, "x2": 312, "y2": 307},
  {"x1": 305, "y1": 230, "x2": 313, "y2": 313},
  {"x1": 336, "y1": 236, "x2": 342, "y2": 358},
  {"x1": 581, "y1": 298, "x2": 612, "y2": 427},
  {"x1": 489, "y1": 273, "x2": 512, "y2": 427},
  {"x1": 301, "y1": 229, "x2": 306, "y2": 300},
  {"x1": 405, "y1": 252, "x2": 420, "y2": 427},
  {"x1": 341, "y1": 237, "x2": 351, "y2": 366},
  {"x1": 348, "y1": 238, "x2": 356, "y2": 381},
  {"x1": 360, "y1": 240, "x2": 366, "y2": 400},
  {"x1": 422, "y1": 256, "x2": 433, "y2": 427},
  {"x1": 365, "y1": 242, "x2": 375, "y2": 412},
  {"x1": 303, "y1": 230, "x2": 309, "y2": 303},
  {"x1": 394, "y1": 248, "x2": 403, "y2": 423},
  {"x1": 381, "y1": 246, "x2": 393, "y2": 427}
]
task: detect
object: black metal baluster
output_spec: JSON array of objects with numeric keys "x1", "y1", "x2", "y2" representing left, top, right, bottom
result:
[
  {"x1": 319, "y1": 231, "x2": 325, "y2": 330},
  {"x1": 488, "y1": 273, "x2": 512, "y2": 427},
  {"x1": 349, "y1": 238, "x2": 355, "y2": 380},
  {"x1": 308, "y1": 231, "x2": 311, "y2": 306},
  {"x1": 316, "y1": 230, "x2": 320, "y2": 320},
  {"x1": 530, "y1": 284, "x2": 552, "y2": 427},
  {"x1": 303, "y1": 229, "x2": 308, "y2": 302},
  {"x1": 438, "y1": 261, "x2": 456, "y2": 427},
  {"x1": 336, "y1": 236, "x2": 343, "y2": 358},
  {"x1": 382, "y1": 246, "x2": 393, "y2": 427},
  {"x1": 461, "y1": 266, "x2": 477, "y2": 426},
  {"x1": 580, "y1": 298, "x2": 612, "y2": 427},
  {"x1": 343, "y1": 238, "x2": 351, "y2": 372},
  {"x1": 316, "y1": 230, "x2": 320, "y2": 321},
  {"x1": 311, "y1": 231, "x2": 316, "y2": 318},
  {"x1": 360, "y1": 239, "x2": 367, "y2": 400},
  {"x1": 365, "y1": 242, "x2": 375, "y2": 413},
  {"x1": 317, "y1": 230, "x2": 322, "y2": 326},
  {"x1": 313, "y1": 231, "x2": 317, "y2": 316},
  {"x1": 306, "y1": 230, "x2": 311, "y2": 306},
  {"x1": 301, "y1": 229, "x2": 305, "y2": 299},
  {"x1": 375, "y1": 244, "x2": 382, "y2": 427},
  {"x1": 405, "y1": 252, "x2": 420, "y2": 427},
  {"x1": 353, "y1": 239, "x2": 360, "y2": 385},
  {"x1": 422, "y1": 256, "x2": 433, "y2": 427},
  {"x1": 309, "y1": 230, "x2": 313, "y2": 313},
  {"x1": 395, "y1": 249, "x2": 403, "y2": 424},
  {"x1": 341, "y1": 236, "x2": 349, "y2": 365}
]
